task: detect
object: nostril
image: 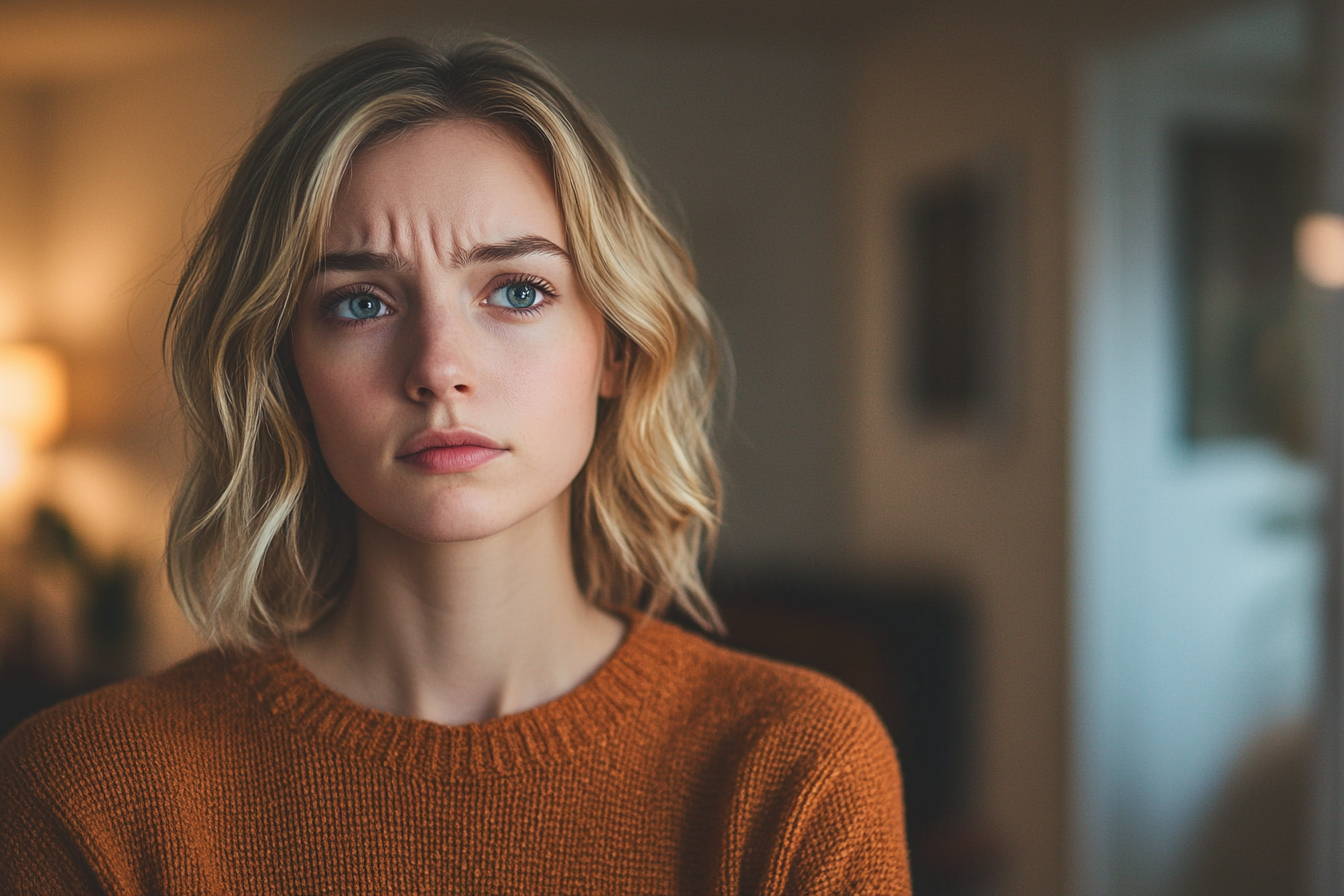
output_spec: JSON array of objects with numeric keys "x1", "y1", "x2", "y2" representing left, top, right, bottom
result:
[{"x1": 454, "y1": 383, "x2": 470, "y2": 393}]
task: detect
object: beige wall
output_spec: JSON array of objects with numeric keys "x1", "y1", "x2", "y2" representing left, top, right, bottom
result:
[
  {"x1": 847, "y1": 5, "x2": 1072, "y2": 893},
  {"x1": 0, "y1": 91, "x2": 39, "y2": 346}
]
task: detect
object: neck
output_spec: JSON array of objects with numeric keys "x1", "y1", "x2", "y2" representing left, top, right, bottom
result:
[{"x1": 291, "y1": 496, "x2": 625, "y2": 725}]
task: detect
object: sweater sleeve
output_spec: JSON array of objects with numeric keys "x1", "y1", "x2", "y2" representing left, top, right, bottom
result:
[
  {"x1": 759, "y1": 691, "x2": 913, "y2": 896},
  {"x1": 0, "y1": 721, "x2": 105, "y2": 895}
]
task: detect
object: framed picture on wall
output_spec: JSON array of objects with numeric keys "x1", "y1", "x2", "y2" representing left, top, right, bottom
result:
[
  {"x1": 1174, "y1": 123, "x2": 1312, "y2": 456},
  {"x1": 900, "y1": 157, "x2": 1021, "y2": 436}
]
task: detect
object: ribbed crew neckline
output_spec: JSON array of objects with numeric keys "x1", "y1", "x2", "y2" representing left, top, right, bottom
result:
[{"x1": 226, "y1": 611, "x2": 686, "y2": 779}]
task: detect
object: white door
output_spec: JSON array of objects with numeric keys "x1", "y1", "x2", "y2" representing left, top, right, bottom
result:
[{"x1": 1073, "y1": 4, "x2": 1321, "y2": 895}]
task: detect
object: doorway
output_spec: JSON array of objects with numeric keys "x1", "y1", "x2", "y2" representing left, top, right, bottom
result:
[{"x1": 1073, "y1": 4, "x2": 1320, "y2": 894}]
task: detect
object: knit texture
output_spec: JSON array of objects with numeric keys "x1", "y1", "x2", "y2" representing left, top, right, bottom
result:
[{"x1": 0, "y1": 614, "x2": 911, "y2": 895}]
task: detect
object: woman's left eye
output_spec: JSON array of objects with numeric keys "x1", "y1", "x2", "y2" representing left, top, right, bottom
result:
[{"x1": 485, "y1": 279, "x2": 550, "y2": 311}]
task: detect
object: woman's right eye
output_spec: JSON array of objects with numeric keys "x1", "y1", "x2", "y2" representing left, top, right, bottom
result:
[{"x1": 329, "y1": 290, "x2": 389, "y2": 321}]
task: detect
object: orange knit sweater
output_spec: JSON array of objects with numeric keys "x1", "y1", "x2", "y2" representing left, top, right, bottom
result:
[{"x1": 0, "y1": 614, "x2": 911, "y2": 895}]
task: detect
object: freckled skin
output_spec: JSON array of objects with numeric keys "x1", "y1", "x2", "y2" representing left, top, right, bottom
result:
[{"x1": 290, "y1": 120, "x2": 620, "y2": 545}]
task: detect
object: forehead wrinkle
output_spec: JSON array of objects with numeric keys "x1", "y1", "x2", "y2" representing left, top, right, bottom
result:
[
  {"x1": 381, "y1": 208, "x2": 418, "y2": 260},
  {"x1": 418, "y1": 194, "x2": 569, "y2": 271},
  {"x1": 338, "y1": 207, "x2": 442, "y2": 276},
  {"x1": 325, "y1": 204, "x2": 390, "y2": 254},
  {"x1": 331, "y1": 140, "x2": 567, "y2": 274},
  {"x1": 425, "y1": 212, "x2": 466, "y2": 274},
  {"x1": 325, "y1": 214, "x2": 568, "y2": 277}
]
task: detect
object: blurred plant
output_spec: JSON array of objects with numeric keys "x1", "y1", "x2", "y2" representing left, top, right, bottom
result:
[
  {"x1": 28, "y1": 505, "x2": 140, "y2": 682},
  {"x1": 0, "y1": 505, "x2": 142, "y2": 737}
]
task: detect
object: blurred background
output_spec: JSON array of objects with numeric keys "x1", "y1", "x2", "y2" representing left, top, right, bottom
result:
[{"x1": 0, "y1": 0, "x2": 1339, "y2": 894}]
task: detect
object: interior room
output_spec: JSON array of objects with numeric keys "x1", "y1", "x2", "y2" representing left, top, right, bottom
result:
[{"x1": 0, "y1": 0, "x2": 1332, "y2": 893}]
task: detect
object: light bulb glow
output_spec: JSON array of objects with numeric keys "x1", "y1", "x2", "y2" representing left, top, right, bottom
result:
[
  {"x1": 0, "y1": 344, "x2": 67, "y2": 448},
  {"x1": 1296, "y1": 212, "x2": 1344, "y2": 290}
]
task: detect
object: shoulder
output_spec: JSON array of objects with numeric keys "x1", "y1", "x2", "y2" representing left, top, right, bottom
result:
[
  {"x1": 0, "y1": 649, "x2": 246, "y2": 796},
  {"x1": 633, "y1": 618, "x2": 911, "y2": 893},
  {"x1": 0, "y1": 651, "x2": 255, "y2": 891},
  {"x1": 634, "y1": 616, "x2": 894, "y2": 762}
]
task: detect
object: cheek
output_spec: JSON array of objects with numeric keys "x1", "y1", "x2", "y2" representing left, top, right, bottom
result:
[
  {"x1": 292, "y1": 342, "x2": 392, "y2": 465},
  {"x1": 309, "y1": 383, "x2": 382, "y2": 458},
  {"x1": 501, "y1": 328, "x2": 605, "y2": 452}
]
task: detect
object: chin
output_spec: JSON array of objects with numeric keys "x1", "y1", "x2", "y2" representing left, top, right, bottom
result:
[{"x1": 365, "y1": 493, "x2": 565, "y2": 545}]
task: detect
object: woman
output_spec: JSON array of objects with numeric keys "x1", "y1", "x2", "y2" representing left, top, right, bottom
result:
[{"x1": 0, "y1": 37, "x2": 910, "y2": 894}]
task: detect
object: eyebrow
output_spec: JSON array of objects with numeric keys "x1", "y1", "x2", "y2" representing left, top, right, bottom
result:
[
  {"x1": 313, "y1": 251, "x2": 406, "y2": 274},
  {"x1": 312, "y1": 235, "x2": 570, "y2": 278},
  {"x1": 455, "y1": 235, "x2": 570, "y2": 266}
]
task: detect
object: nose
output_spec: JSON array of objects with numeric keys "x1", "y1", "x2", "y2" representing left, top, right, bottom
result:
[{"x1": 403, "y1": 305, "x2": 476, "y2": 402}]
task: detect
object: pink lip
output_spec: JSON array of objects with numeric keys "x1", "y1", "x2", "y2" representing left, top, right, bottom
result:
[{"x1": 396, "y1": 429, "x2": 506, "y2": 473}]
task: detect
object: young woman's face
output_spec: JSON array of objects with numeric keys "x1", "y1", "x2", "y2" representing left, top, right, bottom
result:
[{"x1": 290, "y1": 119, "x2": 620, "y2": 544}]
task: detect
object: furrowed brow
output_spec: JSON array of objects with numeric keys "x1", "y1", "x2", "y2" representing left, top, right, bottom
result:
[{"x1": 457, "y1": 236, "x2": 570, "y2": 267}]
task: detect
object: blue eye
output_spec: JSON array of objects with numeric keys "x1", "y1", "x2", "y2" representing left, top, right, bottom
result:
[
  {"x1": 487, "y1": 281, "x2": 546, "y2": 310},
  {"x1": 332, "y1": 292, "x2": 386, "y2": 320}
]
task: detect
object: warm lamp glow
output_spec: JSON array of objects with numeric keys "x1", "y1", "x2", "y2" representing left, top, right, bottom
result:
[
  {"x1": 0, "y1": 429, "x2": 22, "y2": 488},
  {"x1": 1296, "y1": 212, "x2": 1344, "y2": 289},
  {"x1": 0, "y1": 344, "x2": 68, "y2": 449}
]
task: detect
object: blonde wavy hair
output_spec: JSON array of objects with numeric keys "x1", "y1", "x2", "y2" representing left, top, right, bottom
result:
[{"x1": 166, "y1": 37, "x2": 723, "y2": 648}]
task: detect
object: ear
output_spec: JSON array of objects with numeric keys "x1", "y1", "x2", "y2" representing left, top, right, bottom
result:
[{"x1": 599, "y1": 332, "x2": 628, "y2": 399}]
